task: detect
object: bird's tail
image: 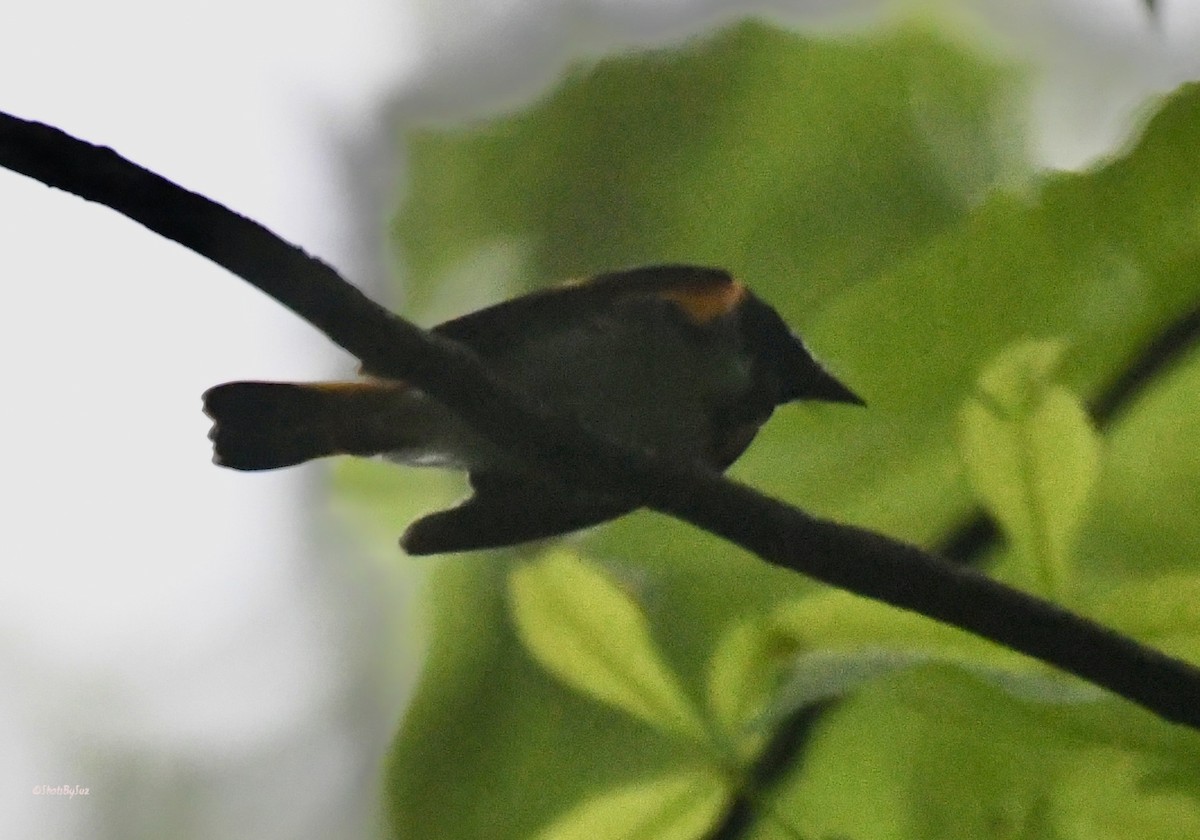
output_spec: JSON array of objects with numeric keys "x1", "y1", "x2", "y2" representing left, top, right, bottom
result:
[{"x1": 202, "y1": 380, "x2": 421, "y2": 471}]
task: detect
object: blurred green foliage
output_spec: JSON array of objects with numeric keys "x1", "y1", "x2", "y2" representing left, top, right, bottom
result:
[
  {"x1": 957, "y1": 339, "x2": 1101, "y2": 601},
  {"x1": 335, "y1": 17, "x2": 1200, "y2": 840}
]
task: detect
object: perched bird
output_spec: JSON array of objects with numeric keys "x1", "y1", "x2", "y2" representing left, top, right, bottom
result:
[{"x1": 203, "y1": 265, "x2": 862, "y2": 554}]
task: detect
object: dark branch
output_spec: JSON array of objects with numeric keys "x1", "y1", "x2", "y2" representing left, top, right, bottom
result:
[
  {"x1": 4, "y1": 112, "x2": 1200, "y2": 737},
  {"x1": 708, "y1": 705, "x2": 828, "y2": 840},
  {"x1": 1091, "y1": 304, "x2": 1200, "y2": 426},
  {"x1": 0, "y1": 115, "x2": 424, "y2": 378}
]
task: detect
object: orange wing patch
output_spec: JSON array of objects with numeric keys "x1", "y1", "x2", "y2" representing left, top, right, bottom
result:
[{"x1": 659, "y1": 278, "x2": 747, "y2": 324}]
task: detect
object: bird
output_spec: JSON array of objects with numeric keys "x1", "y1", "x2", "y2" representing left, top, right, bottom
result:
[{"x1": 202, "y1": 264, "x2": 863, "y2": 554}]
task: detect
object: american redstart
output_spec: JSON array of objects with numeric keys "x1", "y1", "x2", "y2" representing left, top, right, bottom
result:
[{"x1": 203, "y1": 265, "x2": 862, "y2": 554}]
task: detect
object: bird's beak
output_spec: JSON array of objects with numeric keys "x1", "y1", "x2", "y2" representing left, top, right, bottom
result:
[{"x1": 801, "y1": 364, "x2": 866, "y2": 407}]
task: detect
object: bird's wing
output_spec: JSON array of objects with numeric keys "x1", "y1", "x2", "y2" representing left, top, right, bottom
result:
[
  {"x1": 428, "y1": 265, "x2": 742, "y2": 358},
  {"x1": 400, "y1": 472, "x2": 633, "y2": 555}
]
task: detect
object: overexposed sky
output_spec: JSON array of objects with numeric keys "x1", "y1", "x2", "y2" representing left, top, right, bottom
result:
[
  {"x1": 2, "y1": 1, "x2": 1198, "y2": 838},
  {"x1": 0, "y1": 2, "x2": 419, "y2": 838}
]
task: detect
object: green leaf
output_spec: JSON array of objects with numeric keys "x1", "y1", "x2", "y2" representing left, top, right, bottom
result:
[
  {"x1": 704, "y1": 619, "x2": 794, "y2": 763},
  {"x1": 509, "y1": 549, "x2": 708, "y2": 741},
  {"x1": 973, "y1": 337, "x2": 1066, "y2": 413},
  {"x1": 957, "y1": 339, "x2": 1101, "y2": 598},
  {"x1": 383, "y1": 554, "x2": 703, "y2": 840},
  {"x1": 885, "y1": 667, "x2": 1147, "y2": 840},
  {"x1": 778, "y1": 663, "x2": 1200, "y2": 840},
  {"x1": 761, "y1": 592, "x2": 1102, "y2": 730},
  {"x1": 1079, "y1": 349, "x2": 1200, "y2": 581},
  {"x1": 1050, "y1": 748, "x2": 1200, "y2": 840},
  {"x1": 767, "y1": 648, "x2": 932, "y2": 717},
  {"x1": 768, "y1": 588, "x2": 1034, "y2": 672},
  {"x1": 1092, "y1": 572, "x2": 1200, "y2": 661},
  {"x1": 530, "y1": 770, "x2": 731, "y2": 840}
]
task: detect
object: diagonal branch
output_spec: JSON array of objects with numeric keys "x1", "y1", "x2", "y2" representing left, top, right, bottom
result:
[{"x1": 3, "y1": 111, "x2": 1199, "y2": 731}]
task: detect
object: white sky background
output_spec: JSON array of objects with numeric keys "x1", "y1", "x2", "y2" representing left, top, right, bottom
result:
[{"x1": 1, "y1": 1, "x2": 1199, "y2": 838}]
